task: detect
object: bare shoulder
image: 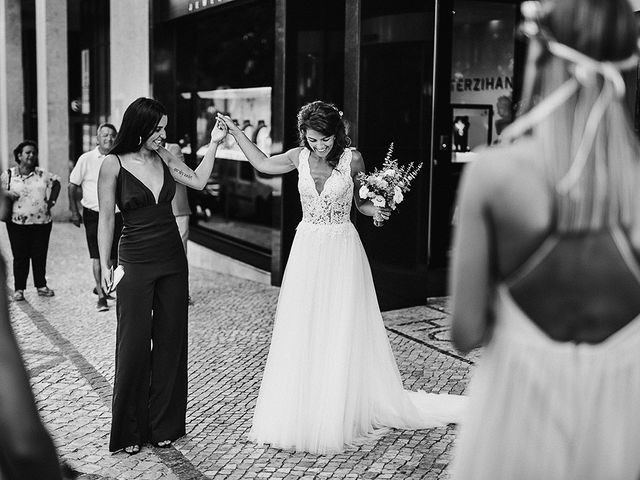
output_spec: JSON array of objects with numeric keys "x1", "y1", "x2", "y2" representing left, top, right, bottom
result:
[
  {"x1": 100, "y1": 154, "x2": 121, "y2": 176},
  {"x1": 350, "y1": 148, "x2": 363, "y2": 163},
  {"x1": 349, "y1": 149, "x2": 365, "y2": 175},
  {"x1": 462, "y1": 138, "x2": 540, "y2": 194},
  {"x1": 283, "y1": 146, "x2": 305, "y2": 168}
]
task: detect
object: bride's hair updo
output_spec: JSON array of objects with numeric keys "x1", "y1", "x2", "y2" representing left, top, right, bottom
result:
[{"x1": 297, "y1": 101, "x2": 351, "y2": 168}]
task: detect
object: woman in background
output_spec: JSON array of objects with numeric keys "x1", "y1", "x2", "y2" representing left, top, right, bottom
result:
[
  {"x1": 450, "y1": 0, "x2": 640, "y2": 478},
  {"x1": 1, "y1": 140, "x2": 60, "y2": 301}
]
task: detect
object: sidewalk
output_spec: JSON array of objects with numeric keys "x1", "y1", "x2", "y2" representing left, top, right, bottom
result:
[{"x1": 1, "y1": 222, "x2": 474, "y2": 480}]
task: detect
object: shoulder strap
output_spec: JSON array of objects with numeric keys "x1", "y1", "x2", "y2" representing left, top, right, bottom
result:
[
  {"x1": 6, "y1": 169, "x2": 11, "y2": 191},
  {"x1": 114, "y1": 154, "x2": 122, "y2": 167},
  {"x1": 504, "y1": 236, "x2": 560, "y2": 287},
  {"x1": 611, "y1": 227, "x2": 640, "y2": 286},
  {"x1": 298, "y1": 148, "x2": 310, "y2": 169},
  {"x1": 335, "y1": 148, "x2": 351, "y2": 174}
]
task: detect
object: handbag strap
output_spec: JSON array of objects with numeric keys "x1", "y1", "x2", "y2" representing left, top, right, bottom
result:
[{"x1": 6, "y1": 168, "x2": 10, "y2": 191}]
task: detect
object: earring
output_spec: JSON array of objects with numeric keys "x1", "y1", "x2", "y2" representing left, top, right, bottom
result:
[{"x1": 137, "y1": 136, "x2": 142, "y2": 147}]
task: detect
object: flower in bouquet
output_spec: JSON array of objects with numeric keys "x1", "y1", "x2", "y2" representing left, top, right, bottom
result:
[{"x1": 356, "y1": 142, "x2": 423, "y2": 227}]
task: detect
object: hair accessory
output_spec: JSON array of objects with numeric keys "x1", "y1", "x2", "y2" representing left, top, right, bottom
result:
[
  {"x1": 502, "y1": 11, "x2": 639, "y2": 195},
  {"x1": 328, "y1": 104, "x2": 343, "y2": 118}
]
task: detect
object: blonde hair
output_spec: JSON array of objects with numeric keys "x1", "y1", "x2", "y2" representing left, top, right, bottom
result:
[{"x1": 505, "y1": 0, "x2": 640, "y2": 232}]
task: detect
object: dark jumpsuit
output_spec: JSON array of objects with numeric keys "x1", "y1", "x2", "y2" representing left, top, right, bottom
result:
[{"x1": 109, "y1": 155, "x2": 189, "y2": 452}]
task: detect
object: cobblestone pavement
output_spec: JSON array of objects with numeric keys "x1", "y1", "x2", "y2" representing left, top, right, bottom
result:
[{"x1": 1, "y1": 222, "x2": 475, "y2": 480}]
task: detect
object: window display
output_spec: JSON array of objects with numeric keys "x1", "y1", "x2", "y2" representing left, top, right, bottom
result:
[
  {"x1": 184, "y1": 87, "x2": 279, "y2": 251},
  {"x1": 171, "y1": 0, "x2": 276, "y2": 254},
  {"x1": 451, "y1": 104, "x2": 493, "y2": 162},
  {"x1": 450, "y1": 1, "x2": 517, "y2": 159}
]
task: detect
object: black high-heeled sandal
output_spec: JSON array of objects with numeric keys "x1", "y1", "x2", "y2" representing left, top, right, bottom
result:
[{"x1": 123, "y1": 445, "x2": 140, "y2": 455}]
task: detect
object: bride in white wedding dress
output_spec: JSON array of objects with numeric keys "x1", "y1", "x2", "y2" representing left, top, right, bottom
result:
[{"x1": 218, "y1": 102, "x2": 465, "y2": 454}]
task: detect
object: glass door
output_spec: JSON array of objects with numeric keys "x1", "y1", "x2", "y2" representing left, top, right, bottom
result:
[
  {"x1": 356, "y1": 1, "x2": 436, "y2": 308},
  {"x1": 429, "y1": 0, "x2": 521, "y2": 269}
]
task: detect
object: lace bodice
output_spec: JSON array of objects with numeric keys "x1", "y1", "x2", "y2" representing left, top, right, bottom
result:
[{"x1": 298, "y1": 148, "x2": 354, "y2": 225}]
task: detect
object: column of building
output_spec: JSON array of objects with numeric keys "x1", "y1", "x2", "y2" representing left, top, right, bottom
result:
[
  {"x1": 0, "y1": 0, "x2": 24, "y2": 170},
  {"x1": 35, "y1": 0, "x2": 70, "y2": 217},
  {"x1": 110, "y1": 0, "x2": 151, "y2": 127}
]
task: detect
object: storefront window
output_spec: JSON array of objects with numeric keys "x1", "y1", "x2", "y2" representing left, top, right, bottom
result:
[
  {"x1": 450, "y1": 1, "x2": 517, "y2": 162},
  {"x1": 174, "y1": 1, "x2": 276, "y2": 252}
]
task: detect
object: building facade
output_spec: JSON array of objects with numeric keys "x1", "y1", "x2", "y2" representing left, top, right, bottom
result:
[{"x1": 2, "y1": 0, "x2": 639, "y2": 309}]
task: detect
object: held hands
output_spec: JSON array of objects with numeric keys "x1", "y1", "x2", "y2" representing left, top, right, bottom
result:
[
  {"x1": 216, "y1": 114, "x2": 242, "y2": 136},
  {"x1": 210, "y1": 119, "x2": 228, "y2": 145}
]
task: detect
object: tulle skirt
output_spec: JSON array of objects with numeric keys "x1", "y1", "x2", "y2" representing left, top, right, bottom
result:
[
  {"x1": 451, "y1": 286, "x2": 640, "y2": 479},
  {"x1": 249, "y1": 222, "x2": 466, "y2": 454}
]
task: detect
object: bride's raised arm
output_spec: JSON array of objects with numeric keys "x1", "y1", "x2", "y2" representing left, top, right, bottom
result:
[{"x1": 217, "y1": 114, "x2": 298, "y2": 175}]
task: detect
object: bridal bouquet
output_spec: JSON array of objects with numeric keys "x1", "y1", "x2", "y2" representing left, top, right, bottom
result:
[{"x1": 357, "y1": 143, "x2": 423, "y2": 227}]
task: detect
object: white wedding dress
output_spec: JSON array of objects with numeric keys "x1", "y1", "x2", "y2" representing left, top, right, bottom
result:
[{"x1": 248, "y1": 148, "x2": 466, "y2": 454}]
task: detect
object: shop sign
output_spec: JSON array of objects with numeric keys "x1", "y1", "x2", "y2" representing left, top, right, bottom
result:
[{"x1": 166, "y1": 0, "x2": 240, "y2": 20}]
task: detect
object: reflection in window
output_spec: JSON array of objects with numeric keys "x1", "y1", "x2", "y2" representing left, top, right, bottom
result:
[
  {"x1": 173, "y1": 1, "x2": 277, "y2": 253},
  {"x1": 182, "y1": 87, "x2": 279, "y2": 252},
  {"x1": 450, "y1": 1, "x2": 516, "y2": 153}
]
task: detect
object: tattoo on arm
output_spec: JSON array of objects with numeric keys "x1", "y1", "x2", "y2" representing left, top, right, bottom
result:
[{"x1": 174, "y1": 168, "x2": 193, "y2": 180}]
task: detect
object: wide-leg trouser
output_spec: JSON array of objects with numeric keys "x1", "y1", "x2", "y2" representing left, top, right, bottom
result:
[
  {"x1": 5, "y1": 222, "x2": 53, "y2": 291},
  {"x1": 109, "y1": 257, "x2": 188, "y2": 452}
]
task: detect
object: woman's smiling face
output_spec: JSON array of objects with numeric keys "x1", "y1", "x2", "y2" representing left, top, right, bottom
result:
[
  {"x1": 144, "y1": 115, "x2": 168, "y2": 151},
  {"x1": 305, "y1": 129, "x2": 335, "y2": 158}
]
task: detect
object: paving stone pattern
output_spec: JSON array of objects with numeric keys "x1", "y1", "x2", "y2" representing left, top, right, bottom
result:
[{"x1": 1, "y1": 223, "x2": 475, "y2": 480}]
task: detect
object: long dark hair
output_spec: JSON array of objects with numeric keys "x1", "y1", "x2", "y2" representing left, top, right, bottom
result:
[
  {"x1": 109, "y1": 98, "x2": 167, "y2": 155},
  {"x1": 13, "y1": 140, "x2": 38, "y2": 164},
  {"x1": 297, "y1": 101, "x2": 350, "y2": 168}
]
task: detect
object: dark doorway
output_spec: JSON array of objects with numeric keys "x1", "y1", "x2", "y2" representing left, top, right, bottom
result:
[{"x1": 357, "y1": 1, "x2": 435, "y2": 310}]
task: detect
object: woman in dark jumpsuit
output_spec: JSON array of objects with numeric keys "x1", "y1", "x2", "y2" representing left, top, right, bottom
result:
[{"x1": 97, "y1": 97, "x2": 227, "y2": 454}]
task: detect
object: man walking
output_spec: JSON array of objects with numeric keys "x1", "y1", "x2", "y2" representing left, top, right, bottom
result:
[{"x1": 69, "y1": 123, "x2": 123, "y2": 311}]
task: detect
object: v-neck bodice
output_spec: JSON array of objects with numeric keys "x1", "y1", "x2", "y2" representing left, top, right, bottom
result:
[
  {"x1": 116, "y1": 156, "x2": 175, "y2": 212},
  {"x1": 297, "y1": 148, "x2": 353, "y2": 226},
  {"x1": 114, "y1": 154, "x2": 182, "y2": 264}
]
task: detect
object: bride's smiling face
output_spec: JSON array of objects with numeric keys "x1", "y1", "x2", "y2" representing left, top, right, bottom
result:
[{"x1": 305, "y1": 129, "x2": 335, "y2": 158}]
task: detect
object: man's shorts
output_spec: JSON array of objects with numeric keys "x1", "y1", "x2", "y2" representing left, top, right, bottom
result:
[{"x1": 83, "y1": 207, "x2": 123, "y2": 260}]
